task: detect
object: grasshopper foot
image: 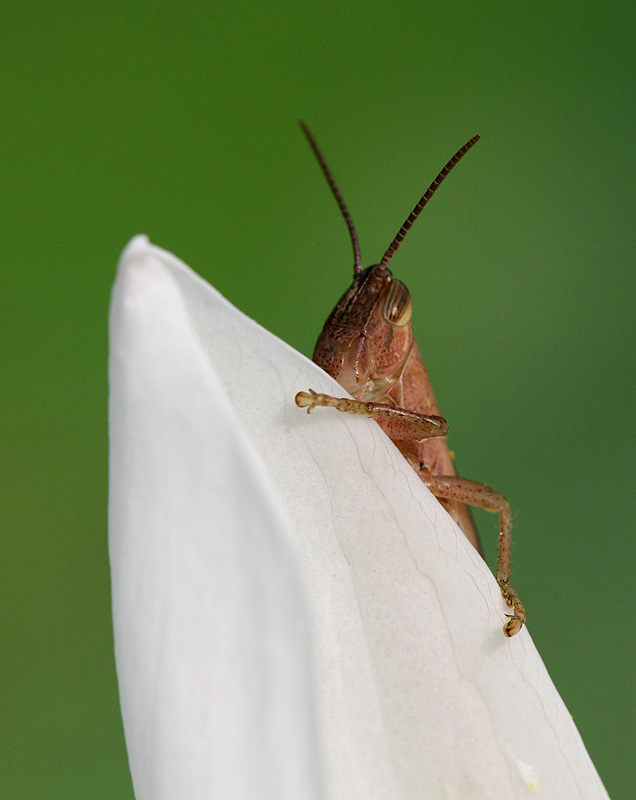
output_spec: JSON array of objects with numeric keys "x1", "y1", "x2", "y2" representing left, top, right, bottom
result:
[
  {"x1": 295, "y1": 389, "x2": 318, "y2": 413},
  {"x1": 498, "y1": 580, "x2": 525, "y2": 637}
]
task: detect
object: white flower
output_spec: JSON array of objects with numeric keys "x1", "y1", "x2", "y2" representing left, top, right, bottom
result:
[{"x1": 109, "y1": 236, "x2": 609, "y2": 800}]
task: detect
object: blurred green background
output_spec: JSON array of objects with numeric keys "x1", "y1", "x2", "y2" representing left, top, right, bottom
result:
[{"x1": 1, "y1": 2, "x2": 634, "y2": 797}]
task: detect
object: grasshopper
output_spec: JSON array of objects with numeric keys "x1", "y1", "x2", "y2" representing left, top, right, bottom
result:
[{"x1": 295, "y1": 123, "x2": 525, "y2": 637}]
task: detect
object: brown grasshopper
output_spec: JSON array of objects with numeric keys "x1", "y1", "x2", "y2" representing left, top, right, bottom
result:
[{"x1": 295, "y1": 123, "x2": 525, "y2": 637}]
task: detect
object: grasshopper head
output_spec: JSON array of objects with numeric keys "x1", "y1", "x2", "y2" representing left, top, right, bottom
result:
[
  {"x1": 300, "y1": 123, "x2": 478, "y2": 401},
  {"x1": 313, "y1": 265, "x2": 414, "y2": 401}
]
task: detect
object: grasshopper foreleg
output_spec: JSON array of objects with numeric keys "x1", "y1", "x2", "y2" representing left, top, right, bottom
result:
[
  {"x1": 424, "y1": 475, "x2": 525, "y2": 637},
  {"x1": 295, "y1": 389, "x2": 525, "y2": 637},
  {"x1": 295, "y1": 389, "x2": 448, "y2": 441}
]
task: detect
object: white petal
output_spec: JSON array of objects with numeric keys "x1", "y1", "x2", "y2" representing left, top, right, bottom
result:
[
  {"x1": 110, "y1": 235, "x2": 609, "y2": 800},
  {"x1": 109, "y1": 238, "x2": 324, "y2": 800}
]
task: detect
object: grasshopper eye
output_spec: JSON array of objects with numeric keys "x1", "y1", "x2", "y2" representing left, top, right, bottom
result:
[{"x1": 382, "y1": 280, "x2": 412, "y2": 326}]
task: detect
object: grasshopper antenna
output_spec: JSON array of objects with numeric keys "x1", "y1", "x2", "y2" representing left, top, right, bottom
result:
[
  {"x1": 379, "y1": 135, "x2": 480, "y2": 269},
  {"x1": 300, "y1": 121, "x2": 363, "y2": 275}
]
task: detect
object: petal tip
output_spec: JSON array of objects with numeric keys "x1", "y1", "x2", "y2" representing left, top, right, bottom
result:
[{"x1": 119, "y1": 235, "x2": 152, "y2": 267}]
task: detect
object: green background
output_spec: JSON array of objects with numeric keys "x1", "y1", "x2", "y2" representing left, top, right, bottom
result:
[{"x1": 2, "y1": 2, "x2": 634, "y2": 797}]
